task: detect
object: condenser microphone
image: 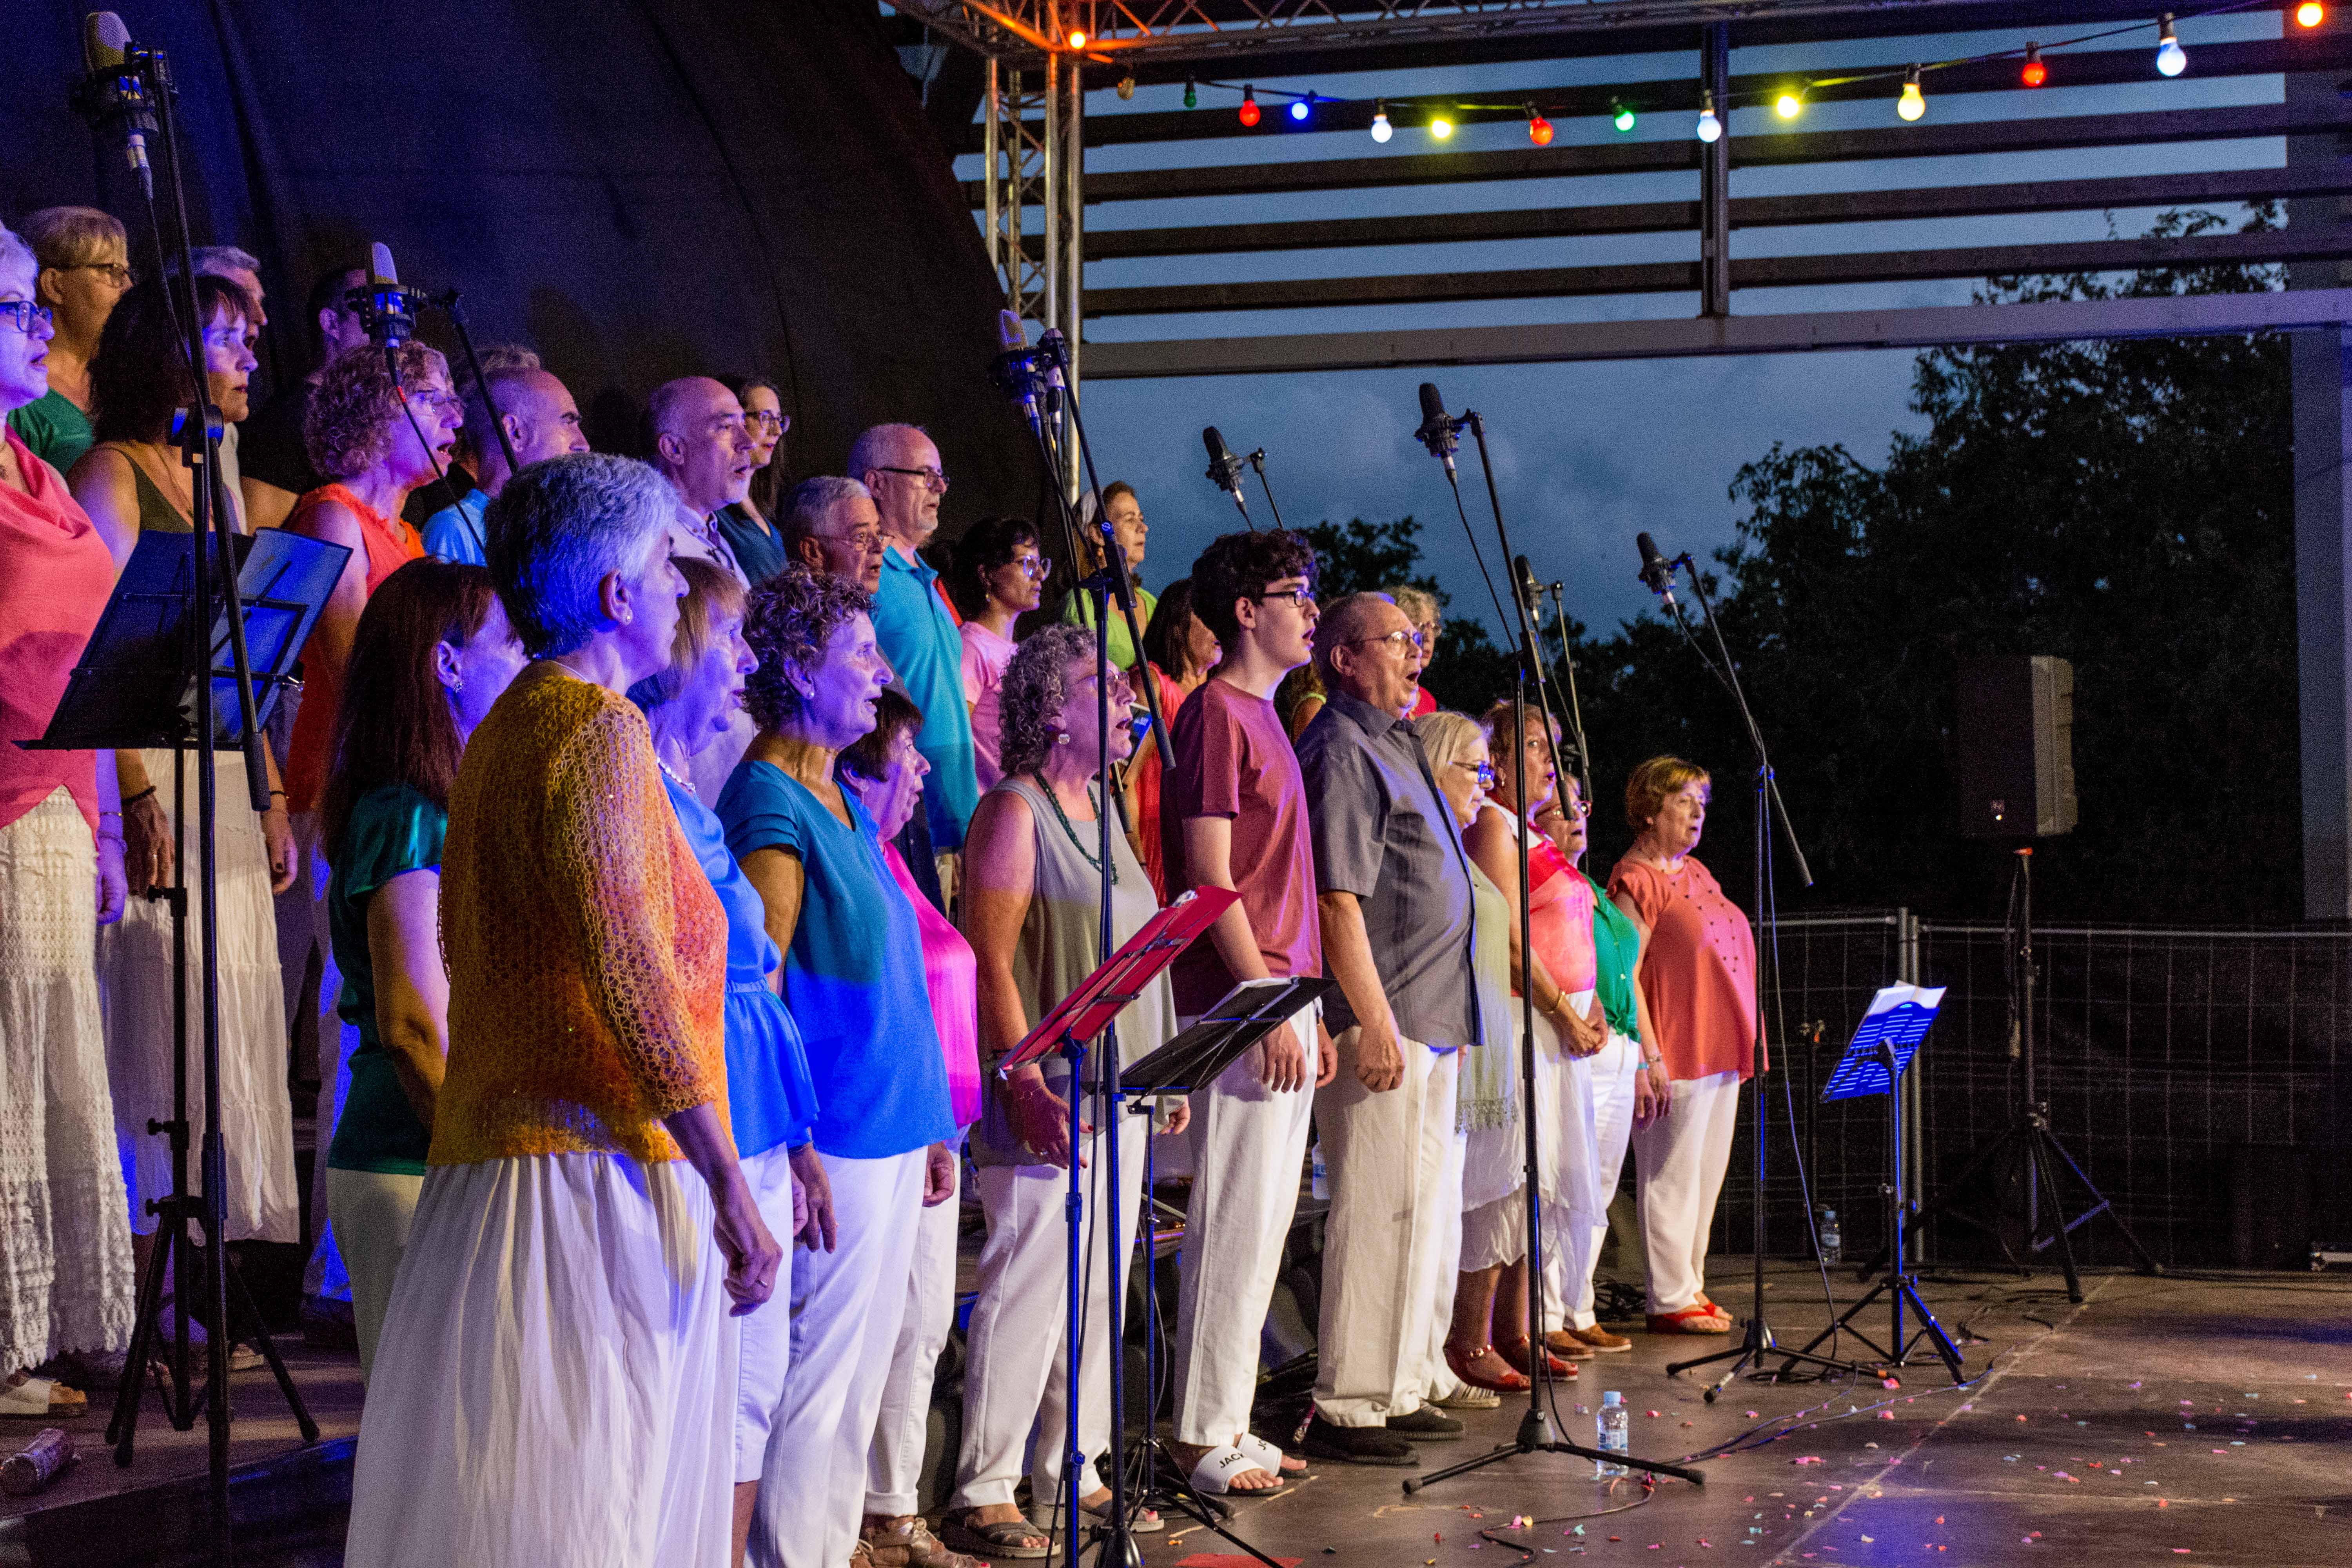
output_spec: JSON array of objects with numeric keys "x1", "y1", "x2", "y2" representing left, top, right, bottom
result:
[
  {"x1": 1513, "y1": 554, "x2": 1549, "y2": 622},
  {"x1": 364, "y1": 243, "x2": 416, "y2": 348},
  {"x1": 74, "y1": 13, "x2": 154, "y2": 198},
  {"x1": 1203, "y1": 426, "x2": 1252, "y2": 524},
  {"x1": 992, "y1": 311, "x2": 1044, "y2": 436},
  {"x1": 1635, "y1": 532, "x2": 1679, "y2": 610},
  {"x1": 1414, "y1": 382, "x2": 1458, "y2": 477}
]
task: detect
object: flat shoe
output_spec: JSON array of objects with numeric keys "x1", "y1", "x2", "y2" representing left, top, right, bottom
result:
[
  {"x1": 0, "y1": 1375, "x2": 84, "y2": 1419},
  {"x1": 1647, "y1": 1304, "x2": 1733, "y2": 1335},
  {"x1": 1443, "y1": 1341, "x2": 1529, "y2": 1393},
  {"x1": 1301, "y1": 1414, "x2": 1419, "y2": 1466},
  {"x1": 1387, "y1": 1406, "x2": 1464, "y2": 1441},
  {"x1": 1431, "y1": 1382, "x2": 1501, "y2": 1411},
  {"x1": 1541, "y1": 1329, "x2": 1597, "y2": 1359},
  {"x1": 942, "y1": 1514, "x2": 1049, "y2": 1560},
  {"x1": 1563, "y1": 1325, "x2": 1633, "y2": 1353}
]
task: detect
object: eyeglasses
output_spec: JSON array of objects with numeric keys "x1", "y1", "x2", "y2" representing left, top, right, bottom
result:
[
  {"x1": 1253, "y1": 586, "x2": 1316, "y2": 609},
  {"x1": 0, "y1": 299, "x2": 54, "y2": 333},
  {"x1": 1454, "y1": 759, "x2": 1498, "y2": 790},
  {"x1": 58, "y1": 261, "x2": 136, "y2": 288},
  {"x1": 818, "y1": 528, "x2": 885, "y2": 554},
  {"x1": 1345, "y1": 628, "x2": 1425, "y2": 656},
  {"x1": 406, "y1": 388, "x2": 463, "y2": 414},
  {"x1": 1009, "y1": 554, "x2": 1051, "y2": 579},
  {"x1": 874, "y1": 465, "x2": 950, "y2": 491},
  {"x1": 746, "y1": 410, "x2": 788, "y2": 434}
]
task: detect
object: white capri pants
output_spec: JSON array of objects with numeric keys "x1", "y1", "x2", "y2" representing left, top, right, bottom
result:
[
  {"x1": 867, "y1": 1152, "x2": 963, "y2": 1517},
  {"x1": 731, "y1": 1142, "x2": 800, "y2": 1484},
  {"x1": 1631, "y1": 1069, "x2": 1742, "y2": 1315},
  {"x1": 323, "y1": 1165, "x2": 424, "y2": 1381}
]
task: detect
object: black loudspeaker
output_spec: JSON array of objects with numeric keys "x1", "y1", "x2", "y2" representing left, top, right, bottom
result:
[{"x1": 1956, "y1": 655, "x2": 2077, "y2": 839}]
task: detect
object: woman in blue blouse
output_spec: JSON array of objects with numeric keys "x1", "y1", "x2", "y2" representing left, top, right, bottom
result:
[
  {"x1": 630, "y1": 557, "x2": 824, "y2": 1568},
  {"x1": 318, "y1": 559, "x2": 527, "y2": 1379},
  {"x1": 718, "y1": 566, "x2": 962, "y2": 1568}
]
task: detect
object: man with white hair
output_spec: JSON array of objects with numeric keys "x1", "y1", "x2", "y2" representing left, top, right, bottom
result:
[
  {"x1": 779, "y1": 475, "x2": 886, "y2": 594},
  {"x1": 1297, "y1": 591, "x2": 1478, "y2": 1467},
  {"x1": 853, "y1": 422, "x2": 977, "y2": 875},
  {"x1": 648, "y1": 376, "x2": 753, "y2": 584},
  {"x1": 421, "y1": 348, "x2": 591, "y2": 566}
]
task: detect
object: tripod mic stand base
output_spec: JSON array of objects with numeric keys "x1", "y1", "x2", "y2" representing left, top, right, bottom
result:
[
  {"x1": 1667, "y1": 1312, "x2": 1871, "y2": 1403},
  {"x1": 1122, "y1": 1435, "x2": 1287, "y2": 1568},
  {"x1": 1404, "y1": 1397, "x2": 1708, "y2": 1492}
]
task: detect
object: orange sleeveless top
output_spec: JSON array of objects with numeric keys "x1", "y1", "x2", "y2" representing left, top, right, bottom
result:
[{"x1": 284, "y1": 484, "x2": 423, "y2": 812}]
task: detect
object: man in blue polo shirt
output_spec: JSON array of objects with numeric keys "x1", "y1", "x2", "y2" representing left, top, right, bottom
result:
[{"x1": 853, "y1": 422, "x2": 978, "y2": 864}]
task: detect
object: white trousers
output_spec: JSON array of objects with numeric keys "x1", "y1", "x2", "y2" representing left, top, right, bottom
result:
[
  {"x1": 292, "y1": 810, "x2": 356, "y2": 1303},
  {"x1": 867, "y1": 1154, "x2": 962, "y2": 1516},
  {"x1": 1312, "y1": 1035, "x2": 1458, "y2": 1428},
  {"x1": 1421, "y1": 1129, "x2": 1470, "y2": 1401},
  {"x1": 954, "y1": 1113, "x2": 1146, "y2": 1512},
  {"x1": 323, "y1": 1165, "x2": 423, "y2": 1381},
  {"x1": 1557, "y1": 1032, "x2": 1642, "y2": 1330},
  {"x1": 1171, "y1": 1016, "x2": 1316, "y2": 1449},
  {"x1": 751, "y1": 1147, "x2": 924, "y2": 1568},
  {"x1": 1631, "y1": 1071, "x2": 1741, "y2": 1314},
  {"x1": 343, "y1": 1153, "x2": 734, "y2": 1568},
  {"x1": 733, "y1": 1143, "x2": 800, "y2": 1484}
]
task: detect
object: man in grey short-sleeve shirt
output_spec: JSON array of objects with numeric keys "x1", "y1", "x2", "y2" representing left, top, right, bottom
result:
[{"x1": 1296, "y1": 592, "x2": 1479, "y2": 1466}]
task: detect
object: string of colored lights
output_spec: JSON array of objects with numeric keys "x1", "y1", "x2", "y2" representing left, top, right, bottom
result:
[{"x1": 1158, "y1": 0, "x2": 2322, "y2": 143}]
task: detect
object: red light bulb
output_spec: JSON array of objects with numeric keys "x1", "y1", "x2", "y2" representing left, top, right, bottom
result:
[
  {"x1": 1239, "y1": 87, "x2": 1260, "y2": 127},
  {"x1": 2298, "y1": 0, "x2": 2325, "y2": 25},
  {"x1": 2022, "y1": 44, "x2": 2047, "y2": 87},
  {"x1": 1529, "y1": 114, "x2": 1554, "y2": 146}
]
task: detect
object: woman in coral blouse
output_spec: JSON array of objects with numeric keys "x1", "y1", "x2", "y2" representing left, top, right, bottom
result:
[
  {"x1": 1609, "y1": 756, "x2": 1757, "y2": 1335},
  {"x1": 342, "y1": 454, "x2": 780, "y2": 1568}
]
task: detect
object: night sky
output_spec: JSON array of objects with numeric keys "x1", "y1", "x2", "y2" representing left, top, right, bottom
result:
[{"x1": 954, "y1": 9, "x2": 2282, "y2": 640}]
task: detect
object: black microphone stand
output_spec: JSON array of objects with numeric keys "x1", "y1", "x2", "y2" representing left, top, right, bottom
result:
[
  {"x1": 1243, "y1": 447, "x2": 1287, "y2": 532},
  {"x1": 1406, "y1": 404, "x2": 1701, "y2": 1496},
  {"x1": 1649, "y1": 553, "x2": 1866, "y2": 1399},
  {"x1": 1535, "y1": 579, "x2": 1594, "y2": 809},
  {"x1": 99, "y1": 36, "x2": 318, "y2": 1547}
]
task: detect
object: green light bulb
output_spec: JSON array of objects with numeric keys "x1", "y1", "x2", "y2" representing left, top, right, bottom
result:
[
  {"x1": 1183, "y1": 79, "x2": 1197, "y2": 109},
  {"x1": 1612, "y1": 102, "x2": 1636, "y2": 133}
]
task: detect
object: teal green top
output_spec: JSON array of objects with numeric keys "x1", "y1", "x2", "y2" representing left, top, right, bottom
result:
[
  {"x1": 1061, "y1": 583, "x2": 1157, "y2": 671},
  {"x1": 325, "y1": 784, "x2": 445, "y2": 1175},
  {"x1": 1585, "y1": 869, "x2": 1642, "y2": 1042},
  {"x1": 5, "y1": 390, "x2": 95, "y2": 477}
]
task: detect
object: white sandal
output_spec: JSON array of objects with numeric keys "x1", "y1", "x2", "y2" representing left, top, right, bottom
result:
[
  {"x1": 1237, "y1": 1433, "x2": 1307, "y2": 1479},
  {"x1": 1188, "y1": 1443, "x2": 1283, "y2": 1495}
]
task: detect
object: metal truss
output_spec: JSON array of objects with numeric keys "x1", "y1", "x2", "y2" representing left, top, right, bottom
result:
[
  {"x1": 977, "y1": 38, "x2": 1084, "y2": 445},
  {"x1": 900, "y1": 0, "x2": 2007, "y2": 68}
]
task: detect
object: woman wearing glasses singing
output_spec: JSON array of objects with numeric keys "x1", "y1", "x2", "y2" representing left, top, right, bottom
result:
[
  {"x1": 954, "y1": 515, "x2": 1049, "y2": 790},
  {"x1": 715, "y1": 374, "x2": 793, "y2": 585},
  {"x1": 4, "y1": 207, "x2": 132, "y2": 475}
]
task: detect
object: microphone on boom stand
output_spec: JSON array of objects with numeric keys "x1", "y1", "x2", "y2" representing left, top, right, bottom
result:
[
  {"x1": 1636, "y1": 531, "x2": 1681, "y2": 611},
  {"x1": 1415, "y1": 382, "x2": 1459, "y2": 477},
  {"x1": 73, "y1": 12, "x2": 155, "y2": 199},
  {"x1": 1203, "y1": 426, "x2": 1254, "y2": 528},
  {"x1": 355, "y1": 244, "x2": 464, "y2": 517}
]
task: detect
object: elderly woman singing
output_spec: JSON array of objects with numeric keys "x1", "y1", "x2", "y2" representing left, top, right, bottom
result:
[{"x1": 342, "y1": 454, "x2": 782, "y2": 1568}]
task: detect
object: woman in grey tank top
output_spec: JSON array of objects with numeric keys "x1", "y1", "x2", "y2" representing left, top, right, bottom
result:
[{"x1": 945, "y1": 627, "x2": 1180, "y2": 1555}]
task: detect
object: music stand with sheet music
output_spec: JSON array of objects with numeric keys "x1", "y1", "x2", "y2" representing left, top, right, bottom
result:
[
  {"x1": 1781, "y1": 984, "x2": 1967, "y2": 1385},
  {"x1": 34, "y1": 525, "x2": 345, "y2": 1472}
]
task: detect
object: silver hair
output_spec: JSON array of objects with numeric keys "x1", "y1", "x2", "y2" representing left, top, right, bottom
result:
[
  {"x1": 1414, "y1": 710, "x2": 1485, "y2": 771},
  {"x1": 485, "y1": 452, "x2": 673, "y2": 657},
  {"x1": 191, "y1": 245, "x2": 262, "y2": 275},
  {"x1": 457, "y1": 345, "x2": 545, "y2": 459},
  {"x1": 779, "y1": 475, "x2": 872, "y2": 556},
  {"x1": 1387, "y1": 584, "x2": 1440, "y2": 624},
  {"x1": 846, "y1": 421, "x2": 931, "y2": 480},
  {"x1": 1310, "y1": 590, "x2": 1397, "y2": 681},
  {"x1": 998, "y1": 624, "x2": 1096, "y2": 780},
  {"x1": 0, "y1": 224, "x2": 34, "y2": 286}
]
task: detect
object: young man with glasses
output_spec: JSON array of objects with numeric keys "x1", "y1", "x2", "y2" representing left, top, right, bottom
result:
[
  {"x1": 1294, "y1": 593, "x2": 1480, "y2": 1466},
  {"x1": 1162, "y1": 528, "x2": 1335, "y2": 1496},
  {"x1": 852, "y1": 423, "x2": 980, "y2": 880}
]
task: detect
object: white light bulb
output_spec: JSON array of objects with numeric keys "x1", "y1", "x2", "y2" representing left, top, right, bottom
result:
[
  {"x1": 1371, "y1": 110, "x2": 1393, "y2": 143},
  {"x1": 2156, "y1": 16, "x2": 2187, "y2": 76},
  {"x1": 1696, "y1": 108, "x2": 1722, "y2": 143}
]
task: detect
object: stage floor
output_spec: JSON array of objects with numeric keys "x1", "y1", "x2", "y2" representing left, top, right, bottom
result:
[
  {"x1": 13, "y1": 1263, "x2": 2349, "y2": 1565},
  {"x1": 1131, "y1": 1263, "x2": 2352, "y2": 1568}
]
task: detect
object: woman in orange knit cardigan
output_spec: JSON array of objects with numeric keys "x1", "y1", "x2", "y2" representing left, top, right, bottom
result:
[{"x1": 343, "y1": 454, "x2": 782, "y2": 1568}]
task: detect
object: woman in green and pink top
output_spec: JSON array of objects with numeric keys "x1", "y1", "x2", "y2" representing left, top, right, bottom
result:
[{"x1": 956, "y1": 515, "x2": 1045, "y2": 791}]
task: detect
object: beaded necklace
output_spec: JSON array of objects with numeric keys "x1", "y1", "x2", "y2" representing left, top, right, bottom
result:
[{"x1": 1031, "y1": 773, "x2": 1116, "y2": 886}]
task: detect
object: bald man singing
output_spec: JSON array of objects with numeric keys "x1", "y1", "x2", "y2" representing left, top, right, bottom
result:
[
  {"x1": 650, "y1": 376, "x2": 755, "y2": 585},
  {"x1": 420, "y1": 349, "x2": 590, "y2": 566}
]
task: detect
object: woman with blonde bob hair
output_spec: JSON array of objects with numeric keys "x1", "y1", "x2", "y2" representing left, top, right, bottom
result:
[{"x1": 1608, "y1": 756, "x2": 1755, "y2": 1335}]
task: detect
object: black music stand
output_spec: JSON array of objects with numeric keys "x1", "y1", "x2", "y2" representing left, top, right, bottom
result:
[
  {"x1": 1782, "y1": 985, "x2": 1965, "y2": 1385},
  {"x1": 36, "y1": 526, "x2": 344, "y2": 1470}
]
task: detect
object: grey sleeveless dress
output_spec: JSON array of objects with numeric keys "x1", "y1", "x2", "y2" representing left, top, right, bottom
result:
[{"x1": 967, "y1": 775, "x2": 1176, "y2": 1169}]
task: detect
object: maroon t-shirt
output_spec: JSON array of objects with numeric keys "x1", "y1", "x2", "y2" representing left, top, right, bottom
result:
[{"x1": 1161, "y1": 677, "x2": 1322, "y2": 1016}]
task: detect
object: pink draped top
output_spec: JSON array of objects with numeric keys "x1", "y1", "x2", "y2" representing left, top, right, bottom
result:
[
  {"x1": 885, "y1": 840, "x2": 983, "y2": 1129},
  {"x1": 0, "y1": 429, "x2": 115, "y2": 836}
]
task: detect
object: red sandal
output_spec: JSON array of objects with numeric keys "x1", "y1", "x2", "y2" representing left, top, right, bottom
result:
[
  {"x1": 1646, "y1": 1303, "x2": 1733, "y2": 1335},
  {"x1": 1444, "y1": 1341, "x2": 1531, "y2": 1392},
  {"x1": 1497, "y1": 1335, "x2": 1578, "y2": 1378}
]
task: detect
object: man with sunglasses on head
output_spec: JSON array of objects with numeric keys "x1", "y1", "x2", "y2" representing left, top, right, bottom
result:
[
  {"x1": 1161, "y1": 528, "x2": 1335, "y2": 1497},
  {"x1": 854, "y1": 423, "x2": 980, "y2": 900},
  {"x1": 1295, "y1": 592, "x2": 1479, "y2": 1467}
]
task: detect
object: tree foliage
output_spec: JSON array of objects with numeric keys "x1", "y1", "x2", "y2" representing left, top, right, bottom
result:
[{"x1": 1314, "y1": 212, "x2": 2301, "y2": 922}]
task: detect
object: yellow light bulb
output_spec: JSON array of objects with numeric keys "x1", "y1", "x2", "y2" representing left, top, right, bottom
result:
[
  {"x1": 1067, "y1": 29, "x2": 1087, "y2": 49},
  {"x1": 1897, "y1": 73, "x2": 1926, "y2": 122},
  {"x1": 1430, "y1": 116, "x2": 1455, "y2": 140},
  {"x1": 1775, "y1": 92, "x2": 1802, "y2": 120}
]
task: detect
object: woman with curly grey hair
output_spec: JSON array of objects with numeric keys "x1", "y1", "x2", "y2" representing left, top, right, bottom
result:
[
  {"x1": 942, "y1": 624, "x2": 1181, "y2": 1557},
  {"x1": 717, "y1": 566, "x2": 963, "y2": 1568},
  {"x1": 280, "y1": 340, "x2": 463, "y2": 1317}
]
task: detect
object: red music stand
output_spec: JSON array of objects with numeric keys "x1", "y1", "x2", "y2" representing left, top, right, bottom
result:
[{"x1": 1001, "y1": 886, "x2": 1238, "y2": 1072}]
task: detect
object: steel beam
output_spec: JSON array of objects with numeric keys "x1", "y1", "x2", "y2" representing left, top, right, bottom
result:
[
  {"x1": 1079, "y1": 288, "x2": 2352, "y2": 377},
  {"x1": 1084, "y1": 229, "x2": 2352, "y2": 316},
  {"x1": 1699, "y1": 21, "x2": 1732, "y2": 318},
  {"x1": 966, "y1": 104, "x2": 2349, "y2": 207}
]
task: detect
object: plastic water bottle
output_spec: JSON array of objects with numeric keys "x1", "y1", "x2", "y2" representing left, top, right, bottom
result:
[
  {"x1": 1818, "y1": 1208, "x2": 1843, "y2": 1266},
  {"x1": 1595, "y1": 1392, "x2": 1630, "y2": 1478},
  {"x1": 1309, "y1": 1142, "x2": 1328, "y2": 1201}
]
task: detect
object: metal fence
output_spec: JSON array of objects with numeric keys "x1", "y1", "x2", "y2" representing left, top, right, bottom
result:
[{"x1": 1713, "y1": 913, "x2": 2352, "y2": 1271}]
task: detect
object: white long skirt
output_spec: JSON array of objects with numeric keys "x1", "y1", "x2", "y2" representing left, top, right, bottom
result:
[
  {"x1": 344, "y1": 1151, "x2": 737, "y2": 1568},
  {"x1": 1460, "y1": 993, "x2": 1602, "y2": 1271},
  {"x1": 0, "y1": 790, "x2": 137, "y2": 1370},
  {"x1": 100, "y1": 751, "x2": 296, "y2": 1241}
]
